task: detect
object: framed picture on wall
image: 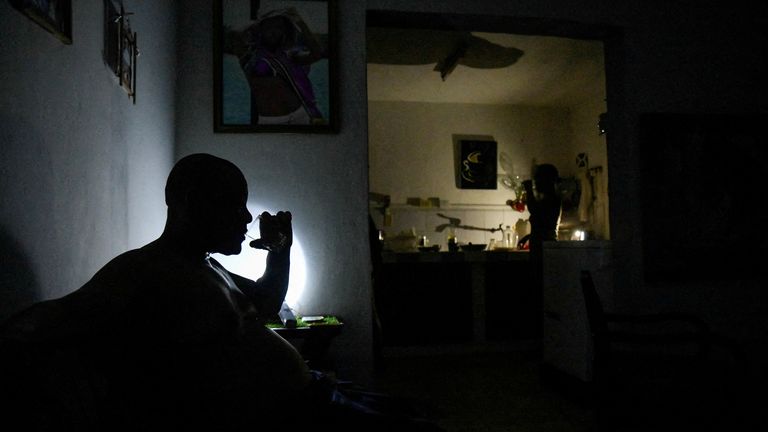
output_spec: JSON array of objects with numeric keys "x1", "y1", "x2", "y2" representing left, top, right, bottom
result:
[
  {"x1": 119, "y1": 15, "x2": 137, "y2": 103},
  {"x1": 213, "y1": 0, "x2": 338, "y2": 133},
  {"x1": 9, "y1": 0, "x2": 72, "y2": 44},
  {"x1": 457, "y1": 139, "x2": 497, "y2": 189},
  {"x1": 102, "y1": 0, "x2": 136, "y2": 103}
]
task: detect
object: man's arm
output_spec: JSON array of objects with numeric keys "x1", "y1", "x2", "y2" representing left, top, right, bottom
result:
[{"x1": 230, "y1": 250, "x2": 291, "y2": 318}]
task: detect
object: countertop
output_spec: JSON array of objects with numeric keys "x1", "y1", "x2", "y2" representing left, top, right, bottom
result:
[{"x1": 381, "y1": 249, "x2": 530, "y2": 263}]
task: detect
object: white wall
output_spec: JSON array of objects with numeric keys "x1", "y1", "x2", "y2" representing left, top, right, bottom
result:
[
  {"x1": 368, "y1": 100, "x2": 578, "y2": 248},
  {"x1": 369, "y1": 101, "x2": 574, "y2": 205},
  {"x1": 0, "y1": 1, "x2": 176, "y2": 319}
]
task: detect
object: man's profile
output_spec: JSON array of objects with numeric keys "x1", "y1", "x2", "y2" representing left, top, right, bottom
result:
[
  {"x1": 1, "y1": 153, "x2": 445, "y2": 432},
  {"x1": 1, "y1": 153, "x2": 309, "y2": 429}
]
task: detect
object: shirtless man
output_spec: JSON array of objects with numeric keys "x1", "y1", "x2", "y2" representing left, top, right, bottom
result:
[{"x1": 3, "y1": 153, "x2": 310, "y2": 429}]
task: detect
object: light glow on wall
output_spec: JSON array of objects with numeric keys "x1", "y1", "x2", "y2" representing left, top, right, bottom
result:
[{"x1": 212, "y1": 202, "x2": 307, "y2": 312}]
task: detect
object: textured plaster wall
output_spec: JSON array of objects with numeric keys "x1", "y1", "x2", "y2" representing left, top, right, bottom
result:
[{"x1": 0, "y1": 1, "x2": 176, "y2": 319}]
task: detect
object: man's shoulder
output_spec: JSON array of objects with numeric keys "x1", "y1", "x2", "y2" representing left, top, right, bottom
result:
[
  {"x1": 89, "y1": 247, "x2": 166, "y2": 286},
  {"x1": 100, "y1": 248, "x2": 152, "y2": 270}
]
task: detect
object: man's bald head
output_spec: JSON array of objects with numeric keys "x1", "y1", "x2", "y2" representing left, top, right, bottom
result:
[{"x1": 165, "y1": 153, "x2": 246, "y2": 209}]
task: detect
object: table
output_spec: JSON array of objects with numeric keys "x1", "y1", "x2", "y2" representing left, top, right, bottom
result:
[{"x1": 270, "y1": 321, "x2": 344, "y2": 369}]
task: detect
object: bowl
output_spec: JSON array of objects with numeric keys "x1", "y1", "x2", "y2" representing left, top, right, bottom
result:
[{"x1": 459, "y1": 243, "x2": 487, "y2": 252}]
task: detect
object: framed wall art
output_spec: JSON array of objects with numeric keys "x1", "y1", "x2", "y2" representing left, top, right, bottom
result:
[
  {"x1": 213, "y1": 0, "x2": 338, "y2": 133},
  {"x1": 9, "y1": 0, "x2": 72, "y2": 44},
  {"x1": 456, "y1": 139, "x2": 497, "y2": 189},
  {"x1": 102, "y1": 0, "x2": 136, "y2": 103}
]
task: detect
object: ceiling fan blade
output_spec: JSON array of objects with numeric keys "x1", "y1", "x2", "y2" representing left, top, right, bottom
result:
[
  {"x1": 367, "y1": 28, "x2": 524, "y2": 72},
  {"x1": 460, "y1": 35, "x2": 524, "y2": 69}
]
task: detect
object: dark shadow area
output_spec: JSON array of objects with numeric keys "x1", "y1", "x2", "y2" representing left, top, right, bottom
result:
[
  {"x1": 582, "y1": 270, "x2": 765, "y2": 431},
  {"x1": 0, "y1": 227, "x2": 40, "y2": 321},
  {"x1": 373, "y1": 350, "x2": 594, "y2": 432},
  {"x1": 639, "y1": 113, "x2": 768, "y2": 282}
]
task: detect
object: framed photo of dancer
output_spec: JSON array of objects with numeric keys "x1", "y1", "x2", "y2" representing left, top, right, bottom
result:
[{"x1": 214, "y1": 0, "x2": 338, "y2": 133}]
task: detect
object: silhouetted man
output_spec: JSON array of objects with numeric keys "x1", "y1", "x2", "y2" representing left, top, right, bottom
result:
[
  {"x1": 2, "y1": 154, "x2": 445, "y2": 432},
  {"x1": 2, "y1": 154, "x2": 308, "y2": 429}
]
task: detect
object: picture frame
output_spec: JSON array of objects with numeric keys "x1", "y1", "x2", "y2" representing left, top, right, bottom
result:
[
  {"x1": 456, "y1": 139, "x2": 497, "y2": 189},
  {"x1": 102, "y1": 0, "x2": 136, "y2": 103},
  {"x1": 119, "y1": 16, "x2": 137, "y2": 103},
  {"x1": 213, "y1": 0, "x2": 338, "y2": 133},
  {"x1": 9, "y1": 0, "x2": 72, "y2": 44}
]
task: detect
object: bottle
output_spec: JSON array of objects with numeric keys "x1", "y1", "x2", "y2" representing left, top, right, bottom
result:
[
  {"x1": 447, "y1": 227, "x2": 458, "y2": 252},
  {"x1": 503, "y1": 225, "x2": 513, "y2": 248},
  {"x1": 511, "y1": 225, "x2": 520, "y2": 249}
]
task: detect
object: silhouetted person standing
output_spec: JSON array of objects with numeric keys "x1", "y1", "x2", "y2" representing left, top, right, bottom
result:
[
  {"x1": 523, "y1": 163, "x2": 562, "y2": 245},
  {"x1": 521, "y1": 163, "x2": 562, "y2": 337}
]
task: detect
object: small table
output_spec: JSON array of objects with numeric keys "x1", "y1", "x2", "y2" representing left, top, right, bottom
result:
[{"x1": 270, "y1": 320, "x2": 344, "y2": 369}]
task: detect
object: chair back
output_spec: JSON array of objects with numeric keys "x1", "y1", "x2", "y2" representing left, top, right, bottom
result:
[
  {"x1": 580, "y1": 269, "x2": 612, "y2": 378},
  {"x1": 580, "y1": 270, "x2": 607, "y2": 338}
]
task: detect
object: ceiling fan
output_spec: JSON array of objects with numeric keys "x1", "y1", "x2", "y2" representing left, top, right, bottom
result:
[{"x1": 367, "y1": 28, "x2": 525, "y2": 81}]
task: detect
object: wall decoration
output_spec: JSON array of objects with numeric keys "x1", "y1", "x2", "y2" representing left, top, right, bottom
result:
[
  {"x1": 102, "y1": 0, "x2": 136, "y2": 103},
  {"x1": 9, "y1": 0, "x2": 72, "y2": 44},
  {"x1": 119, "y1": 16, "x2": 137, "y2": 103},
  {"x1": 457, "y1": 139, "x2": 497, "y2": 189},
  {"x1": 214, "y1": 0, "x2": 338, "y2": 133}
]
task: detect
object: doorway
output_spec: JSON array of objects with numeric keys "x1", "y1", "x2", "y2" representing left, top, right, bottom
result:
[
  {"x1": 365, "y1": 10, "x2": 617, "y2": 353},
  {"x1": 366, "y1": 10, "x2": 614, "y2": 247}
]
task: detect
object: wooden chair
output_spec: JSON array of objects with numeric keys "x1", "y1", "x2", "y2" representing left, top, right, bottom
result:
[{"x1": 580, "y1": 270, "x2": 725, "y2": 430}]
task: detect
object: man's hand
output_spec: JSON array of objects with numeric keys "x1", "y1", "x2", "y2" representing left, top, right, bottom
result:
[{"x1": 250, "y1": 211, "x2": 293, "y2": 252}]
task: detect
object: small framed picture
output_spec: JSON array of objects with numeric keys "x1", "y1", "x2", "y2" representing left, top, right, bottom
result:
[
  {"x1": 102, "y1": 0, "x2": 136, "y2": 103},
  {"x1": 457, "y1": 140, "x2": 497, "y2": 189},
  {"x1": 119, "y1": 18, "x2": 137, "y2": 103},
  {"x1": 213, "y1": 0, "x2": 338, "y2": 133},
  {"x1": 9, "y1": 0, "x2": 72, "y2": 44}
]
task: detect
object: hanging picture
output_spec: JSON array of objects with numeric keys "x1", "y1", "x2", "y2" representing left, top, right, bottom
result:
[
  {"x1": 119, "y1": 17, "x2": 137, "y2": 103},
  {"x1": 9, "y1": 0, "x2": 72, "y2": 44},
  {"x1": 213, "y1": 0, "x2": 338, "y2": 133},
  {"x1": 457, "y1": 139, "x2": 497, "y2": 189},
  {"x1": 102, "y1": 0, "x2": 136, "y2": 103}
]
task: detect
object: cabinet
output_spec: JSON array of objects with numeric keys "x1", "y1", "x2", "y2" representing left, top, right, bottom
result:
[
  {"x1": 375, "y1": 251, "x2": 532, "y2": 347},
  {"x1": 541, "y1": 241, "x2": 613, "y2": 382}
]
